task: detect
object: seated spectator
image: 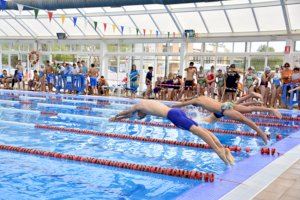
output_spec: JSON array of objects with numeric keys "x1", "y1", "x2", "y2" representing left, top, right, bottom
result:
[
  {"x1": 98, "y1": 76, "x2": 109, "y2": 95},
  {"x1": 28, "y1": 70, "x2": 40, "y2": 91},
  {"x1": 0, "y1": 70, "x2": 12, "y2": 89}
]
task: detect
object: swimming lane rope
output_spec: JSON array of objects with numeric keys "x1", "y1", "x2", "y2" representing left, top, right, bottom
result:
[
  {"x1": 34, "y1": 124, "x2": 245, "y2": 152},
  {"x1": 0, "y1": 144, "x2": 214, "y2": 181},
  {"x1": 218, "y1": 119, "x2": 299, "y2": 129}
]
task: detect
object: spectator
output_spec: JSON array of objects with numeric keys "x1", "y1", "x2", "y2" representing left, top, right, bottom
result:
[
  {"x1": 99, "y1": 76, "x2": 109, "y2": 95},
  {"x1": 145, "y1": 66, "x2": 153, "y2": 98},
  {"x1": 281, "y1": 62, "x2": 293, "y2": 107},
  {"x1": 129, "y1": 64, "x2": 139, "y2": 98},
  {"x1": 216, "y1": 69, "x2": 225, "y2": 102},
  {"x1": 270, "y1": 66, "x2": 282, "y2": 108},
  {"x1": 183, "y1": 62, "x2": 197, "y2": 98},
  {"x1": 244, "y1": 67, "x2": 258, "y2": 95},
  {"x1": 45, "y1": 60, "x2": 55, "y2": 92},
  {"x1": 0, "y1": 70, "x2": 12, "y2": 89},
  {"x1": 153, "y1": 77, "x2": 162, "y2": 100},
  {"x1": 259, "y1": 66, "x2": 273, "y2": 106},
  {"x1": 15, "y1": 60, "x2": 25, "y2": 90},
  {"x1": 197, "y1": 66, "x2": 206, "y2": 96},
  {"x1": 223, "y1": 64, "x2": 240, "y2": 102},
  {"x1": 206, "y1": 65, "x2": 216, "y2": 99},
  {"x1": 28, "y1": 70, "x2": 40, "y2": 91},
  {"x1": 88, "y1": 63, "x2": 99, "y2": 95}
]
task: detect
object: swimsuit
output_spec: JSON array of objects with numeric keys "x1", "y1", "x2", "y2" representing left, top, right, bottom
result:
[
  {"x1": 46, "y1": 73, "x2": 55, "y2": 84},
  {"x1": 185, "y1": 80, "x2": 193, "y2": 90},
  {"x1": 217, "y1": 75, "x2": 225, "y2": 87},
  {"x1": 272, "y1": 73, "x2": 281, "y2": 87},
  {"x1": 167, "y1": 108, "x2": 198, "y2": 130},
  {"x1": 197, "y1": 73, "x2": 206, "y2": 86},
  {"x1": 17, "y1": 72, "x2": 23, "y2": 81},
  {"x1": 245, "y1": 74, "x2": 255, "y2": 88},
  {"x1": 90, "y1": 77, "x2": 97, "y2": 87},
  {"x1": 213, "y1": 102, "x2": 234, "y2": 119}
]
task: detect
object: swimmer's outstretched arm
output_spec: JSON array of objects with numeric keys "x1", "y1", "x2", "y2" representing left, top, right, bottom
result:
[
  {"x1": 289, "y1": 86, "x2": 300, "y2": 93},
  {"x1": 111, "y1": 105, "x2": 138, "y2": 120},
  {"x1": 172, "y1": 99, "x2": 198, "y2": 108}
]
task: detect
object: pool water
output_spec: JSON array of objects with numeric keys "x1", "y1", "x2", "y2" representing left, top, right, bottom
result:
[{"x1": 0, "y1": 90, "x2": 299, "y2": 200}]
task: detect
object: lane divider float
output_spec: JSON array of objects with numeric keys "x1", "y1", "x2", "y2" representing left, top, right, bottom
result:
[
  {"x1": 40, "y1": 111, "x2": 58, "y2": 116},
  {"x1": 76, "y1": 106, "x2": 92, "y2": 111},
  {"x1": 219, "y1": 119, "x2": 298, "y2": 129},
  {"x1": 34, "y1": 124, "x2": 244, "y2": 152},
  {"x1": 110, "y1": 119, "x2": 258, "y2": 137},
  {"x1": 0, "y1": 144, "x2": 214, "y2": 181},
  {"x1": 260, "y1": 147, "x2": 277, "y2": 156},
  {"x1": 19, "y1": 100, "x2": 33, "y2": 105}
]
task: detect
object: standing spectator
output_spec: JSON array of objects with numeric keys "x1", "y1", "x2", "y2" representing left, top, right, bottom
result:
[
  {"x1": 206, "y1": 65, "x2": 216, "y2": 99},
  {"x1": 270, "y1": 66, "x2": 282, "y2": 108},
  {"x1": 259, "y1": 66, "x2": 273, "y2": 106},
  {"x1": 129, "y1": 64, "x2": 139, "y2": 98},
  {"x1": 165, "y1": 73, "x2": 174, "y2": 101},
  {"x1": 15, "y1": 60, "x2": 25, "y2": 90},
  {"x1": 45, "y1": 60, "x2": 55, "y2": 92},
  {"x1": 281, "y1": 62, "x2": 293, "y2": 107},
  {"x1": 291, "y1": 67, "x2": 300, "y2": 109},
  {"x1": 153, "y1": 77, "x2": 162, "y2": 100},
  {"x1": 183, "y1": 62, "x2": 197, "y2": 98},
  {"x1": 88, "y1": 63, "x2": 99, "y2": 95},
  {"x1": 197, "y1": 66, "x2": 206, "y2": 96},
  {"x1": 145, "y1": 66, "x2": 153, "y2": 98},
  {"x1": 223, "y1": 64, "x2": 240, "y2": 102},
  {"x1": 243, "y1": 67, "x2": 258, "y2": 95},
  {"x1": 216, "y1": 69, "x2": 225, "y2": 102},
  {"x1": 39, "y1": 65, "x2": 46, "y2": 92}
]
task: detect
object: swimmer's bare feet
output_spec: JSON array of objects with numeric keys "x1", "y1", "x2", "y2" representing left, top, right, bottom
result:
[
  {"x1": 257, "y1": 130, "x2": 269, "y2": 145},
  {"x1": 251, "y1": 92, "x2": 263, "y2": 101},
  {"x1": 216, "y1": 148, "x2": 229, "y2": 165},
  {"x1": 271, "y1": 109, "x2": 282, "y2": 119},
  {"x1": 225, "y1": 148, "x2": 235, "y2": 165}
]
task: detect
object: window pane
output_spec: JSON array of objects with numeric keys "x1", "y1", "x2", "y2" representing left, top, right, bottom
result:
[
  {"x1": 175, "y1": 12, "x2": 207, "y2": 33},
  {"x1": 201, "y1": 10, "x2": 231, "y2": 33},
  {"x1": 254, "y1": 6, "x2": 285, "y2": 31},
  {"x1": 20, "y1": 19, "x2": 52, "y2": 36},
  {"x1": 232, "y1": 57, "x2": 246, "y2": 70},
  {"x1": 156, "y1": 56, "x2": 166, "y2": 78},
  {"x1": 107, "y1": 56, "x2": 118, "y2": 84},
  {"x1": 169, "y1": 56, "x2": 180, "y2": 74},
  {"x1": 216, "y1": 56, "x2": 230, "y2": 68},
  {"x1": 188, "y1": 43, "x2": 203, "y2": 53},
  {"x1": 133, "y1": 44, "x2": 143, "y2": 53},
  {"x1": 120, "y1": 44, "x2": 132, "y2": 52},
  {"x1": 222, "y1": 0, "x2": 249, "y2": 5},
  {"x1": 1, "y1": 43, "x2": 9, "y2": 51},
  {"x1": 2, "y1": 54, "x2": 9, "y2": 67},
  {"x1": 203, "y1": 56, "x2": 215, "y2": 69},
  {"x1": 295, "y1": 41, "x2": 300, "y2": 52},
  {"x1": 4, "y1": 19, "x2": 31, "y2": 36},
  {"x1": 169, "y1": 43, "x2": 181, "y2": 53},
  {"x1": 205, "y1": 43, "x2": 217, "y2": 53},
  {"x1": 250, "y1": 57, "x2": 265, "y2": 71},
  {"x1": 227, "y1": 9, "x2": 257, "y2": 32},
  {"x1": 107, "y1": 44, "x2": 118, "y2": 52},
  {"x1": 217, "y1": 43, "x2": 233, "y2": 53},
  {"x1": 151, "y1": 13, "x2": 178, "y2": 33},
  {"x1": 234, "y1": 42, "x2": 246, "y2": 53},
  {"x1": 144, "y1": 43, "x2": 156, "y2": 53},
  {"x1": 251, "y1": 42, "x2": 268, "y2": 52},
  {"x1": 268, "y1": 41, "x2": 286, "y2": 52},
  {"x1": 267, "y1": 56, "x2": 283, "y2": 68},
  {"x1": 287, "y1": 4, "x2": 300, "y2": 31}
]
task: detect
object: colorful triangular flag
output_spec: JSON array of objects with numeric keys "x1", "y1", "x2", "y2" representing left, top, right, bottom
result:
[
  {"x1": 103, "y1": 23, "x2": 107, "y2": 32},
  {"x1": 156, "y1": 30, "x2": 159, "y2": 37},
  {"x1": 94, "y1": 21, "x2": 98, "y2": 30},
  {"x1": 120, "y1": 26, "x2": 124, "y2": 35},
  {"x1": 17, "y1": 4, "x2": 23, "y2": 14},
  {"x1": 167, "y1": 32, "x2": 170, "y2": 38},
  {"x1": 47, "y1": 11, "x2": 53, "y2": 22},
  {"x1": 73, "y1": 17, "x2": 77, "y2": 26},
  {"x1": 34, "y1": 9, "x2": 39, "y2": 19},
  {"x1": 143, "y1": 29, "x2": 146, "y2": 36},
  {"x1": 136, "y1": 28, "x2": 139, "y2": 35},
  {"x1": 112, "y1": 25, "x2": 116, "y2": 33},
  {"x1": 61, "y1": 15, "x2": 66, "y2": 24}
]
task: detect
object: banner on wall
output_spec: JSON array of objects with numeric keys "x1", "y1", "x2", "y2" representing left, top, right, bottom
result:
[{"x1": 284, "y1": 46, "x2": 291, "y2": 54}]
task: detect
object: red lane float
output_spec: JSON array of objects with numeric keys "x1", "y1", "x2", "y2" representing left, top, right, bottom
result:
[
  {"x1": 260, "y1": 147, "x2": 276, "y2": 156},
  {"x1": 276, "y1": 134, "x2": 283, "y2": 141},
  {"x1": 19, "y1": 100, "x2": 32, "y2": 105},
  {"x1": 40, "y1": 111, "x2": 58, "y2": 116},
  {"x1": 0, "y1": 144, "x2": 214, "y2": 181},
  {"x1": 76, "y1": 106, "x2": 92, "y2": 111},
  {"x1": 110, "y1": 119, "x2": 258, "y2": 137},
  {"x1": 244, "y1": 113, "x2": 300, "y2": 122},
  {"x1": 219, "y1": 119, "x2": 298, "y2": 129},
  {"x1": 34, "y1": 124, "x2": 243, "y2": 152}
]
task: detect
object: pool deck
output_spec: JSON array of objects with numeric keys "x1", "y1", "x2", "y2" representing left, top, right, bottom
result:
[{"x1": 253, "y1": 160, "x2": 300, "y2": 200}]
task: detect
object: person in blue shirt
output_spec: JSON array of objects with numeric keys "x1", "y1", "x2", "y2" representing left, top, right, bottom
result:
[{"x1": 129, "y1": 64, "x2": 139, "y2": 98}]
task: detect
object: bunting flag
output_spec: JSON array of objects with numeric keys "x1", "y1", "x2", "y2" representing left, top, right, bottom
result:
[
  {"x1": 47, "y1": 11, "x2": 53, "y2": 22},
  {"x1": 112, "y1": 24, "x2": 116, "y2": 33},
  {"x1": 73, "y1": 16, "x2": 77, "y2": 26},
  {"x1": 167, "y1": 32, "x2": 170, "y2": 38},
  {"x1": 61, "y1": 15, "x2": 66, "y2": 24},
  {"x1": 156, "y1": 30, "x2": 159, "y2": 37},
  {"x1": 136, "y1": 28, "x2": 139, "y2": 35},
  {"x1": 103, "y1": 23, "x2": 107, "y2": 32},
  {"x1": 94, "y1": 21, "x2": 98, "y2": 30},
  {"x1": 143, "y1": 29, "x2": 146, "y2": 36},
  {"x1": 120, "y1": 26, "x2": 124, "y2": 35},
  {"x1": 17, "y1": 4, "x2": 23, "y2": 14},
  {"x1": 34, "y1": 8, "x2": 39, "y2": 19}
]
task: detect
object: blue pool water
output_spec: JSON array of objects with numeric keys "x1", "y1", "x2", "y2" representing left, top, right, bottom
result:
[{"x1": 0, "y1": 90, "x2": 299, "y2": 199}]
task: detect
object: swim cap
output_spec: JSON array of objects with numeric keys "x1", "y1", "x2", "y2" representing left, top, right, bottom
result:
[{"x1": 265, "y1": 66, "x2": 271, "y2": 72}]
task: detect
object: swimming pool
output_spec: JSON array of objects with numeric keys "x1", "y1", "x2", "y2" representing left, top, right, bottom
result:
[{"x1": 0, "y1": 90, "x2": 299, "y2": 200}]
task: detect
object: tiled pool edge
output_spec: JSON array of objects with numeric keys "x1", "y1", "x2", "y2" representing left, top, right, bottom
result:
[{"x1": 177, "y1": 130, "x2": 300, "y2": 200}]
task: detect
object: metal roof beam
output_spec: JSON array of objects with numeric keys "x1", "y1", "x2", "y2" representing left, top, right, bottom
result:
[
  {"x1": 61, "y1": 10, "x2": 86, "y2": 37},
  {"x1": 249, "y1": 0, "x2": 260, "y2": 32},
  {"x1": 220, "y1": 1, "x2": 233, "y2": 33},
  {"x1": 3, "y1": 0, "x2": 299, "y2": 19},
  {"x1": 164, "y1": 5, "x2": 183, "y2": 36},
  {"x1": 77, "y1": 8, "x2": 103, "y2": 37},
  {"x1": 280, "y1": 0, "x2": 291, "y2": 34}
]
